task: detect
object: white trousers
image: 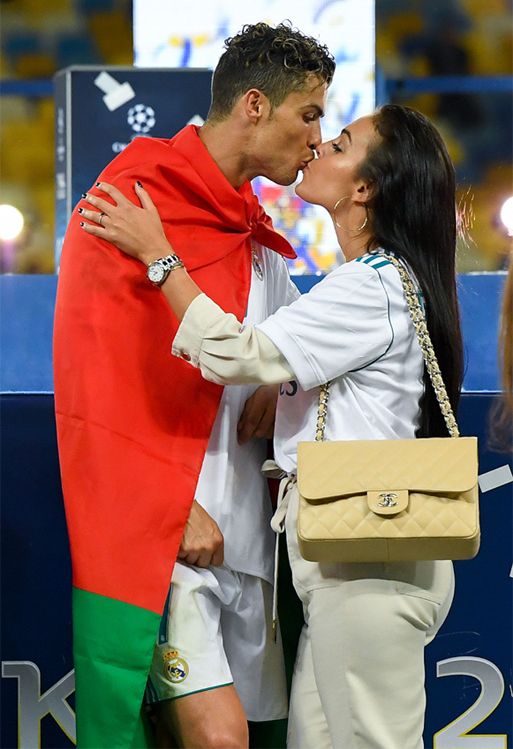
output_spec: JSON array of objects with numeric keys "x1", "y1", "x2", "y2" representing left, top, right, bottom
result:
[{"x1": 282, "y1": 484, "x2": 455, "y2": 749}]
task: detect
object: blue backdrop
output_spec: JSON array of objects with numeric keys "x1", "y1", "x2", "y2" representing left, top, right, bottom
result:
[{"x1": 1, "y1": 272, "x2": 511, "y2": 748}]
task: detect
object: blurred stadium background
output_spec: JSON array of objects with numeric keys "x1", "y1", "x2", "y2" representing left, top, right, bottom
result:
[{"x1": 0, "y1": 0, "x2": 511, "y2": 274}]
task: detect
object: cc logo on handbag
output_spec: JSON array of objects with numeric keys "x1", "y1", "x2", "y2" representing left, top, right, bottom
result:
[{"x1": 377, "y1": 493, "x2": 398, "y2": 507}]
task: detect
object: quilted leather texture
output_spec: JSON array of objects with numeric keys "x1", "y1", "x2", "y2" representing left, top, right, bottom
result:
[
  {"x1": 297, "y1": 437, "x2": 480, "y2": 562},
  {"x1": 298, "y1": 437, "x2": 478, "y2": 499}
]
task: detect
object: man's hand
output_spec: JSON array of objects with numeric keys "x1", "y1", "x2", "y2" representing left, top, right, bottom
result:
[
  {"x1": 237, "y1": 384, "x2": 280, "y2": 445},
  {"x1": 178, "y1": 500, "x2": 224, "y2": 567}
]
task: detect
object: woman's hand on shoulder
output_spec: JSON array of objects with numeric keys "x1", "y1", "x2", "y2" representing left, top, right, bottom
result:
[{"x1": 79, "y1": 181, "x2": 171, "y2": 264}]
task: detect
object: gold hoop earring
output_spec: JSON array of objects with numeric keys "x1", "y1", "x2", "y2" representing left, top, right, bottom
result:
[
  {"x1": 354, "y1": 212, "x2": 369, "y2": 233},
  {"x1": 332, "y1": 196, "x2": 368, "y2": 233},
  {"x1": 332, "y1": 195, "x2": 350, "y2": 228}
]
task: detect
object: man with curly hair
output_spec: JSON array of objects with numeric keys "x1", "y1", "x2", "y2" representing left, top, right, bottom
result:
[{"x1": 54, "y1": 22, "x2": 334, "y2": 749}]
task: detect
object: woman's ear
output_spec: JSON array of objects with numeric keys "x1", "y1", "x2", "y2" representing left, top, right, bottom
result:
[{"x1": 352, "y1": 179, "x2": 374, "y2": 205}]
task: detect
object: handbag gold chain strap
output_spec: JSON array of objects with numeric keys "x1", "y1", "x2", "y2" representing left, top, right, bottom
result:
[{"x1": 315, "y1": 253, "x2": 460, "y2": 442}]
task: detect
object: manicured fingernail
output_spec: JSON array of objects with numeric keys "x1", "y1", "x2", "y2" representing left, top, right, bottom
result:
[
  {"x1": 81, "y1": 192, "x2": 87, "y2": 199},
  {"x1": 95, "y1": 182, "x2": 101, "y2": 187},
  {"x1": 80, "y1": 221, "x2": 85, "y2": 227},
  {"x1": 136, "y1": 180, "x2": 143, "y2": 188},
  {"x1": 78, "y1": 207, "x2": 83, "y2": 214}
]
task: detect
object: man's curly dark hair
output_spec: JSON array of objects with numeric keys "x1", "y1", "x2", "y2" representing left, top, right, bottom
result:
[{"x1": 208, "y1": 22, "x2": 335, "y2": 120}]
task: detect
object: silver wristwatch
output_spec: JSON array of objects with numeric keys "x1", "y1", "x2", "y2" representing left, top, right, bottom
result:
[{"x1": 146, "y1": 253, "x2": 184, "y2": 286}]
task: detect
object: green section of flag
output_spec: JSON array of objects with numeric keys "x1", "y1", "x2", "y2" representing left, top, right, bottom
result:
[{"x1": 72, "y1": 587, "x2": 160, "y2": 748}]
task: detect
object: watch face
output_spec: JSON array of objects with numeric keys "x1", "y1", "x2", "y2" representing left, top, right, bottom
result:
[{"x1": 148, "y1": 262, "x2": 165, "y2": 284}]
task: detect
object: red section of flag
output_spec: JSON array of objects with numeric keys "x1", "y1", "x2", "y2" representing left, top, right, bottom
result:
[{"x1": 54, "y1": 126, "x2": 295, "y2": 613}]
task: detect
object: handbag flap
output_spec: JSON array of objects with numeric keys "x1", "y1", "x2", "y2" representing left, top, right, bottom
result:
[{"x1": 297, "y1": 437, "x2": 478, "y2": 502}]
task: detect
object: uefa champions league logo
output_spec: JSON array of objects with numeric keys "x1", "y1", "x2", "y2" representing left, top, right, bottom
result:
[
  {"x1": 127, "y1": 103, "x2": 156, "y2": 134},
  {"x1": 111, "y1": 102, "x2": 158, "y2": 152}
]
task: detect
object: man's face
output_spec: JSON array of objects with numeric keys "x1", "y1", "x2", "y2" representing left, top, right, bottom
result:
[{"x1": 252, "y1": 75, "x2": 328, "y2": 186}]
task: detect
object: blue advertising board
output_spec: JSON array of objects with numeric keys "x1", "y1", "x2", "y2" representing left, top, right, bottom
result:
[
  {"x1": 54, "y1": 67, "x2": 213, "y2": 265},
  {"x1": 1, "y1": 272, "x2": 511, "y2": 747}
]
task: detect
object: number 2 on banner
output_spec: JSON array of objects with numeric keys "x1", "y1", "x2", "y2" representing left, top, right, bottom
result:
[{"x1": 433, "y1": 657, "x2": 508, "y2": 748}]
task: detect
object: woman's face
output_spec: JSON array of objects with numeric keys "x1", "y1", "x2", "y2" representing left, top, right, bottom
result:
[{"x1": 295, "y1": 115, "x2": 377, "y2": 210}]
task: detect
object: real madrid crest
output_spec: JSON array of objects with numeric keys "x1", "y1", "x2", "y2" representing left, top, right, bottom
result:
[
  {"x1": 251, "y1": 247, "x2": 264, "y2": 281},
  {"x1": 163, "y1": 649, "x2": 189, "y2": 683}
]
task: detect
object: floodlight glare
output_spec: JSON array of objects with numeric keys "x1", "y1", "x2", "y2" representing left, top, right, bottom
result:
[
  {"x1": 0, "y1": 204, "x2": 25, "y2": 241},
  {"x1": 499, "y1": 196, "x2": 513, "y2": 237}
]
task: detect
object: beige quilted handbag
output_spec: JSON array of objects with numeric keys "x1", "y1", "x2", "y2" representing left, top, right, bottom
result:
[{"x1": 297, "y1": 255, "x2": 480, "y2": 563}]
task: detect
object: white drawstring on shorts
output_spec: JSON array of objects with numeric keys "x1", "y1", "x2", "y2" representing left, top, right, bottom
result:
[{"x1": 262, "y1": 459, "x2": 296, "y2": 641}]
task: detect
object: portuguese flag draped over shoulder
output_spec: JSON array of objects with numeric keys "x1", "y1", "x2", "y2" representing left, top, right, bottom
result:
[{"x1": 53, "y1": 125, "x2": 295, "y2": 748}]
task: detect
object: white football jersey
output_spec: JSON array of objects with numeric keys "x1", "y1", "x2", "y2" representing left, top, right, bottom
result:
[
  {"x1": 194, "y1": 244, "x2": 299, "y2": 581},
  {"x1": 257, "y1": 253, "x2": 425, "y2": 474}
]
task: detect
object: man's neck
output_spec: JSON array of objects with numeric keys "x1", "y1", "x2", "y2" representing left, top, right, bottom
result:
[{"x1": 198, "y1": 120, "x2": 253, "y2": 190}]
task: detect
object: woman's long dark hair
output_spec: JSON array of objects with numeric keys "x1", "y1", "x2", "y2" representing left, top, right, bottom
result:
[
  {"x1": 489, "y1": 255, "x2": 513, "y2": 451},
  {"x1": 359, "y1": 104, "x2": 463, "y2": 437}
]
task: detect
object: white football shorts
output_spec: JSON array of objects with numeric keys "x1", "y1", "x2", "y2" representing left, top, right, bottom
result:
[{"x1": 145, "y1": 560, "x2": 288, "y2": 722}]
